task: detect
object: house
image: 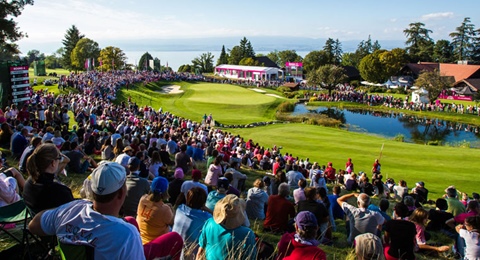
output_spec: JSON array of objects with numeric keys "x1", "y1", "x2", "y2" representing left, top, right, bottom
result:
[{"x1": 214, "y1": 64, "x2": 283, "y2": 81}]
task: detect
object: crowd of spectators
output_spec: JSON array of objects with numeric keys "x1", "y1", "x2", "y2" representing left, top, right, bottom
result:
[{"x1": 0, "y1": 70, "x2": 479, "y2": 259}]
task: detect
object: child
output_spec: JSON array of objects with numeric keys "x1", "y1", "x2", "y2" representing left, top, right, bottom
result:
[
  {"x1": 455, "y1": 215, "x2": 480, "y2": 259},
  {"x1": 410, "y1": 208, "x2": 450, "y2": 253}
]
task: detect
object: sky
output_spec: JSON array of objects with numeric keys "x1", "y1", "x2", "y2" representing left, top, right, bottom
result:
[{"x1": 14, "y1": 0, "x2": 480, "y2": 56}]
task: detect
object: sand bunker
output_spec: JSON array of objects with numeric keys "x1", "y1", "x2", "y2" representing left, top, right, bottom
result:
[
  {"x1": 158, "y1": 85, "x2": 183, "y2": 94},
  {"x1": 265, "y1": 94, "x2": 284, "y2": 98},
  {"x1": 251, "y1": 88, "x2": 266, "y2": 93}
]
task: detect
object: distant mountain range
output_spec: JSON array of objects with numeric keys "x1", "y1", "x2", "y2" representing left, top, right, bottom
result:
[
  {"x1": 21, "y1": 36, "x2": 406, "y2": 55},
  {"x1": 105, "y1": 36, "x2": 406, "y2": 53}
]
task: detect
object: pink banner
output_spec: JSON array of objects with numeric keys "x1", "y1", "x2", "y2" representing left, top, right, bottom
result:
[
  {"x1": 439, "y1": 95, "x2": 473, "y2": 101},
  {"x1": 285, "y1": 62, "x2": 303, "y2": 67}
]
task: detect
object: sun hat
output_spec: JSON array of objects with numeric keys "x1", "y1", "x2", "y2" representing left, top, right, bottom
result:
[
  {"x1": 90, "y1": 162, "x2": 126, "y2": 195},
  {"x1": 355, "y1": 233, "x2": 384, "y2": 260},
  {"x1": 174, "y1": 167, "x2": 184, "y2": 179},
  {"x1": 213, "y1": 194, "x2": 246, "y2": 229},
  {"x1": 123, "y1": 146, "x2": 133, "y2": 152},
  {"x1": 217, "y1": 177, "x2": 230, "y2": 190},
  {"x1": 151, "y1": 176, "x2": 168, "y2": 193},
  {"x1": 295, "y1": 211, "x2": 318, "y2": 231}
]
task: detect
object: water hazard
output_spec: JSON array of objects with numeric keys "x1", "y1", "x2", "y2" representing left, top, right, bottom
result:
[{"x1": 293, "y1": 104, "x2": 480, "y2": 148}]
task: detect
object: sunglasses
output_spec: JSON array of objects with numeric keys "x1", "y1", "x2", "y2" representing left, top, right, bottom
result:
[{"x1": 56, "y1": 155, "x2": 64, "y2": 162}]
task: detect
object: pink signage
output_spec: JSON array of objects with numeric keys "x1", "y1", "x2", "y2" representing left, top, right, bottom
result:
[
  {"x1": 285, "y1": 62, "x2": 303, "y2": 67},
  {"x1": 439, "y1": 95, "x2": 473, "y2": 101}
]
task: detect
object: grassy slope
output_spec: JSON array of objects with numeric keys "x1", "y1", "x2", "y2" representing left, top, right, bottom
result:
[{"x1": 116, "y1": 81, "x2": 283, "y2": 125}]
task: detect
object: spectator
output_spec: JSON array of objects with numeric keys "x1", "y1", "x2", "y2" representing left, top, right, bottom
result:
[
  {"x1": 276, "y1": 211, "x2": 327, "y2": 259},
  {"x1": 122, "y1": 157, "x2": 150, "y2": 217},
  {"x1": 115, "y1": 145, "x2": 134, "y2": 168},
  {"x1": 205, "y1": 177, "x2": 229, "y2": 211},
  {"x1": 293, "y1": 178, "x2": 307, "y2": 204},
  {"x1": 454, "y1": 215, "x2": 480, "y2": 260},
  {"x1": 175, "y1": 144, "x2": 192, "y2": 175},
  {"x1": 224, "y1": 161, "x2": 246, "y2": 191},
  {"x1": 286, "y1": 164, "x2": 305, "y2": 190},
  {"x1": 168, "y1": 168, "x2": 185, "y2": 205},
  {"x1": 18, "y1": 136, "x2": 42, "y2": 174},
  {"x1": 337, "y1": 192, "x2": 385, "y2": 245},
  {"x1": 205, "y1": 155, "x2": 223, "y2": 189},
  {"x1": 23, "y1": 143, "x2": 74, "y2": 214},
  {"x1": 197, "y1": 194, "x2": 256, "y2": 259},
  {"x1": 65, "y1": 141, "x2": 97, "y2": 174},
  {"x1": 393, "y1": 179, "x2": 408, "y2": 201},
  {"x1": 100, "y1": 137, "x2": 114, "y2": 160},
  {"x1": 223, "y1": 172, "x2": 240, "y2": 197},
  {"x1": 297, "y1": 187, "x2": 329, "y2": 240},
  {"x1": 446, "y1": 200, "x2": 479, "y2": 229},
  {"x1": 11, "y1": 128, "x2": 29, "y2": 159},
  {"x1": 149, "y1": 151, "x2": 167, "y2": 178},
  {"x1": 345, "y1": 173, "x2": 359, "y2": 192},
  {"x1": 0, "y1": 123, "x2": 13, "y2": 149},
  {"x1": 245, "y1": 178, "x2": 269, "y2": 220},
  {"x1": 355, "y1": 233, "x2": 384, "y2": 260},
  {"x1": 384, "y1": 203, "x2": 416, "y2": 260},
  {"x1": 172, "y1": 187, "x2": 211, "y2": 259},
  {"x1": 445, "y1": 186, "x2": 466, "y2": 217},
  {"x1": 426, "y1": 198, "x2": 454, "y2": 232},
  {"x1": 409, "y1": 208, "x2": 450, "y2": 253},
  {"x1": 0, "y1": 154, "x2": 25, "y2": 207},
  {"x1": 272, "y1": 170, "x2": 287, "y2": 195},
  {"x1": 328, "y1": 185, "x2": 344, "y2": 230},
  {"x1": 324, "y1": 162, "x2": 336, "y2": 183},
  {"x1": 411, "y1": 181, "x2": 428, "y2": 204},
  {"x1": 263, "y1": 183, "x2": 296, "y2": 233},
  {"x1": 136, "y1": 176, "x2": 173, "y2": 245},
  {"x1": 177, "y1": 169, "x2": 208, "y2": 205}
]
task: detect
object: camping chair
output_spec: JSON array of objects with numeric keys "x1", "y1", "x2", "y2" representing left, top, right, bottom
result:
[
  {"x1": 58, "y1": 239, "x2": 94, "y2": 260},
  {"x1": 0, "y1": 199, "x2": 43, "y2": 258}
]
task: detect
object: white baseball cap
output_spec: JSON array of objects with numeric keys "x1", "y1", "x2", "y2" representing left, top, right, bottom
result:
[{"x1": 90, "y1": 161, "x2": 126, "y2": 195}]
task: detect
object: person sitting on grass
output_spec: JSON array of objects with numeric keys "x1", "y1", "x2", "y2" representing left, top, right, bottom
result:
[
  {"x1": 245, "y1": 178, "x2": 269, "y2": 220},
  {"x1": 205, "y1": 177, "x2": 229, "y2": 212},
  {"x1": 409, "y1": 208, "x2": 450, "y2": 254},
  {"x1": 384, "y1": 202, "x2": 416, "y2": 260},
  {"x1": 0, "y1": 152, "x2": 25, "y2": 207},
  {"x1": 276, "y1": 211, "x2": 327, "y2": 259},
  {"x1": 455, "y1": 215, "x2": 480, "y2": 260},
  {"x1": 263, "y1": 183, "x2": 296, "y2": 233}
]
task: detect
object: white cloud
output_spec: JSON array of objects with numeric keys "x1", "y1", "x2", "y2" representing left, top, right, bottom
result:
[{"x1": 421, "y1": 12, "x2": 454, "y2": 21}]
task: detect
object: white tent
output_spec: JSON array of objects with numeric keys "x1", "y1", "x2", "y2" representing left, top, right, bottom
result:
[{"x1": 411, "y1": 88, "x2": 429, "y2": 104}]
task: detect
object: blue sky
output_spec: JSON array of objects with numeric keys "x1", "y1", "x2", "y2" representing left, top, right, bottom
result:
[{"x1": 15, "y1": 0, "x2": 480, "y2": 54}]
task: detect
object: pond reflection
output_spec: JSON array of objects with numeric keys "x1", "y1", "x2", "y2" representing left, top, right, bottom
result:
[{"x1": 293, "y1": 104, "x2": 480, "y2": 147}]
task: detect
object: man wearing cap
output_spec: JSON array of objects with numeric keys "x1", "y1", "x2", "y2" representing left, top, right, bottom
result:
[
  {"x1": 337, "y1": 192, "x2": 385, "y2": 245},
  {"x1": 122, "y1": 157, "x2": 150, "y2": 217},
  {"x1": 116, "y1": 146, "x2": 134, "y2": 168},
  {"x1": 411, "y1": 181, "x2": 428, "y2": 204},
  {"x1": 444, "y1": 187, "x2": 466, "y2": 217},
  {"x1": 28, "y1": 162, "x2": 146, "y2": 259},
  {"x1": 178, "y1": 169, "x2": 208, "y2": 203},
  {"x1": 277, "y1": 211, "x2": 327, "y2": 259}
]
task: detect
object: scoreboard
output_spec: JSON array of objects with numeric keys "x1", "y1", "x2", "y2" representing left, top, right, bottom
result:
[{"x1": 9, "y1": 65, "x2": 31, "y2": 105}]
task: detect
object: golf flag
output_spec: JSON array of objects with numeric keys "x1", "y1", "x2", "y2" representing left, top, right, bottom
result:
[
  {"x1": 99, "y1": 59, "x2": 103, "y2": 66},
  {"x1": 92, "y1": 58, "x2": 95, "y2": 67},
  {"x1": 84, "y1": 58, "x2": 90, "y2": 69}
]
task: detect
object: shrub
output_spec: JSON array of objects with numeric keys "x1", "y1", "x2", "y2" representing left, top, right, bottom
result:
[
  {"x1": 277, "y1": 101, "x2": 295, "y2": 112},
  {"x1": 277, "y1": 86, "x2": 292, "y2": 93},
  {"x1": 393, "y1": 134, "x2": 404, "y2": 142}
]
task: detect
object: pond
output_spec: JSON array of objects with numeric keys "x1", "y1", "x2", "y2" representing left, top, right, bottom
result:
[{"x1": 293, "y1": 104, "x2": 480, "y2": 148}]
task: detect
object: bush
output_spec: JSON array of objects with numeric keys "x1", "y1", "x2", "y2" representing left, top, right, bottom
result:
[
  {"x1": 393, "y1": 134, "x2": 404, "y2": 142},
  {"x1": 277, "y1": 86, "x2": 292, "y2": 93},
  {"x1": 277, "y1": 101, "x2": 295, "y2": 112}
]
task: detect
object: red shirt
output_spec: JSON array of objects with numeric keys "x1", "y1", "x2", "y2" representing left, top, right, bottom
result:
[
  {"x1": 273, "y1": 162, "x2": 281, "y2": 175},
  {"x1": 263, "y1": 195, "x2": 296, "y2": 232},
  {"x1": 277, "y1": 232, "x2": 326, "y2": 260}
]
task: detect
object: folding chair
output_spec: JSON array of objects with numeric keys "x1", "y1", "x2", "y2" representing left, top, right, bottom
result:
[
  {"x1": 0, "y1": 199, "x2": 42, "y2": 259},
  {"x1": 58, "y1": 239, "x2": 94, "y2": 260}
]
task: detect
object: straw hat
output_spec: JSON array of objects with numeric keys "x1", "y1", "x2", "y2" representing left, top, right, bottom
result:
[{"x1": 213, "y1": 194, "x2": 246, "y2": 229}]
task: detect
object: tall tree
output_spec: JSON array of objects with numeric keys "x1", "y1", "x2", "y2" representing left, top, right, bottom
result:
[
  {"x1": 217, "y1": 45, "x2": 229, "y2": 65},
  {"x1": 341, "y1": 36, "x2": 380, "y2": 68},
  {"x1": 307, "y1": 64, "x2": 347, "y2": 95},
  {"x1": 239, "y1": 57, "x2": 258, "y2": 66},
  {"x1": 404, "y1": 22, "x2": 434, "y2": 62},
  {"x1": 277, "y1": 50, "x2": 302, "y2": 66},
  {"x1": 61, "y1": 25, "x2": 85, "y2": 71},
  {"x1": 138, "y1": 52, "x2": 153, "y2": 70},
  {"x1": 433, "y1": 40, "x2": 454, "y2": 63},
  {"x1": 449, "y1": 17, "x2": 477, "y2": 61},
  {"x1": 70, "y1": 38, "x2": 100, "y2": 71},
  {"x1": 26, "y1": 49, "x2": 45, "y2": 65},
  {"x1": 414, "y1": 69, "x2": 454, "y2": 102},
  {"x1": 192, "y1": 52, "x2": 214, "y2": 73},
  {"x1": 323, "y1": 38, "x2": 336, "y2": 64},
  {"x1": 358, "y1": 50, "x2": 388, "y2": 83},
  {"x1": 303, "y1": 50, "x2": 330, "y2": 74},
  {"x1": 0, "y1": 0, "x2": 33, "y2": 55},
  {"x1": 239, "y1": 37, "x2": 255, "y2": 58},
  {"x1": 228, "y1": 46, "x2": 243, "y2": 65},
  {"x1": 333, "y1": 39, "x2": 343, "y2": 65},
  {"x1": 98, "y1": 46, "x2": 127, "y2": 71}
]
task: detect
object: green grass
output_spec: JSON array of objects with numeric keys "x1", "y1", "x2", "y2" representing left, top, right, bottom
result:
[{"x1": 116, "y1": 81, "x2": 284, "y2": 125}]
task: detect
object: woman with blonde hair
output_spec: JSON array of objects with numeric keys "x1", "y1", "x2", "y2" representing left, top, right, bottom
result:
[
  {"x1": 22, "y1": 143, "x2": 74, "y2": 213},
  {"x1": 113, "y1": 137, "x2": 124, "y2": 157}
]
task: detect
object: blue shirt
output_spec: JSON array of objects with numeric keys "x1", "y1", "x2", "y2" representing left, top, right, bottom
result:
[
  {"x1": 205, "y1": 191, "x2": 226, "y2": 211},
  {"x1": 172, "y1": 204, "x2": 212, "y2": 244},
  {"x1": 328, "y1": 194, "x2": 344, "y2": 220},
  {"x1": 199, "y1": 218, "x2": 257, "y2": 260}
]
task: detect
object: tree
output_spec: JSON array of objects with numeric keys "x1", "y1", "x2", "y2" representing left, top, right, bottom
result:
[
  {"x1": 0, "y1": 0, "x2": 33, "y2": 55},
  {"x1": 61, "y1": 25, "x2": 85, "y2": 70},
  {"x1": 341, "y1": 36, "x2": 380, "y2": 68},
  {"x1": 98, "y1": 46, "x2": 127, "y2": 71},
  {"x1": 303, "y1": 50, "x2": 330, "y2": 74},
  {"x1": 217, "y1": 45, "x2": 229, "y2": 65},
  {"x1": 239, "y1": 57, "x2": 258, "y2": 66},
  {"x1": 192, "y1": 52, "x2": 214, "y2": 73},
  {"x1": 44, "y1": 54, "x2": 61, "y2": 69},
  {"x1": 323, "y1": 38, "x2": 336, "y2": 64},
  {"x1": 433, "y1": 40, "x2": 454, "y2": 63},
  {"x1": 26, "y1": 49, "x2": 45, "y2": 65},
  {"x1": 414, "y1": 69, "x2": 454, "y2": 102},
  {"x1": 379, "y1": 48, "x2": 408, "y2": 78},
  {"x1": 239, "y1": 37, "x2": 255, "y2": 58},
  {"x1": 70, "y1": 38, "x2": 100, "y2": 71},
  {"x1": 358, "y1": 50, "x2": 388, "y2": 83},
  {"x1": 138, "y1": 52, "x2": 153, "y2": 70},
  {"x1": 178, "y1": 64, "x2": 193, "y2": 73},
  {"x1": 333, "y1": 39, "x2": 343, "y2": 65},
  {"x1": 449, "y1": 17, "x2": 477, "y2": 61},
  {"x1": 266, "y1": 50, "x2": 281, "y2": 66},
  {"x1": 307, "y1": 64, "x2": 348, "y2": 95},
  {"x1": 228, "y1": 46, "x2": 243, "y2": 65},
  {"x1": 404, "y1": 22, "x2": 434, "y2": 62},
  {"x1": 277, "y1": 50, "x2": 302, "y2": 67}
]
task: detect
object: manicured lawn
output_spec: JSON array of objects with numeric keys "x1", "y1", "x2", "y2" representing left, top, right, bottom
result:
[{"x1": 116, "y1": 81, "x2": 283, "y2": 125}]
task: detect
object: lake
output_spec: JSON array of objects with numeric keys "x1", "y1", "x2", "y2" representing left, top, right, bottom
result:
[{"x1": 293, "y1": 104, "x2": 480, "y2": 148}]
